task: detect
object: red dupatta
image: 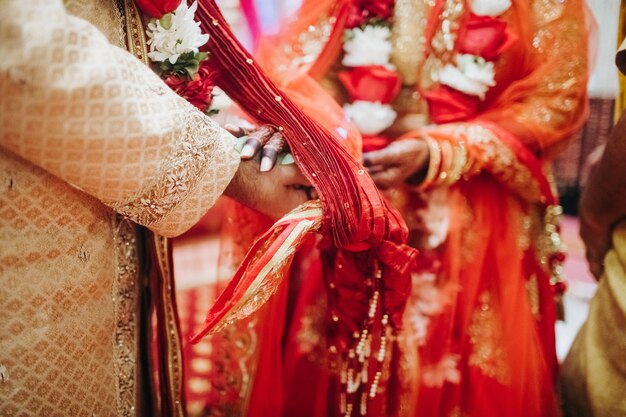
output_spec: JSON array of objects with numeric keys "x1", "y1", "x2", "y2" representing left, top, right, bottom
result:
[{"x1": 192, "y1": 2, "x2": 417, "y2": 415}]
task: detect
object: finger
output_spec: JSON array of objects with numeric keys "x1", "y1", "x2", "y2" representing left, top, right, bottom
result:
[
  {"x1": 260, "y1": 132, "x2": 286, "y2": 172},
  {"x1": 266, "y1": 185, "x2": 308, "y2": 218},
  {"x1": 369, "y1": 167, "x2": 403, "y2": 190},
  {"x1": 240, "y1": 137, "x2": 262, "y2": 159},
  {"x1": 242, "y1": 125, "x2": 275, "y2": 158},
  {"x1": 286, "y1": 188, "x2": 310, "y2": 210},
  {"x1": 280, "y1": 164, "x2": 311, "y2": 186},
  {"x1": 224, "y1": 123, "x2": 247, "y2": 138},
  {"x1": 365, "y1": 164, "x2": 387, "y2": 175},
  {"x1": 363, "y1": 149, "x2": 393, "y2": 167}
]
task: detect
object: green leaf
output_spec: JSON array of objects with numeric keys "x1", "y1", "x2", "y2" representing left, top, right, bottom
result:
[
  {"x1": 159, "y1": 13, "x2": 172, "y2": 30},
  {"x1": 184, "y1": 60, "x2": 200, "y2": 78}
]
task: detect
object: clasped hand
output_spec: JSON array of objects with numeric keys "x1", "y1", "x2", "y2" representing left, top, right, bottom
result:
[
  {"x1": 225, "y1": 124, "x2": 315, "y2": 219},
  {"x1": 363, "y1": 139, "x2": 430, "y2": 189}
]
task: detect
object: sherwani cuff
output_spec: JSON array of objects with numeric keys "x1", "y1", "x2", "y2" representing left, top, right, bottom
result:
[{"x1": 110, "y1": 116, "x2": 240, "y2": 237}]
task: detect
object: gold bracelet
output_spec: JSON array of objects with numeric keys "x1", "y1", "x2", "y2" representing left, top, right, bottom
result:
[
  {"x1": 444, "y1": 140, "x2": 467, "y2": 186},
  {"x1": 417, "y1": 136, "x2": 442, "y2": 190},
  {"x1": 435, "y1": 139, "x2": 454, "y2": 186}
]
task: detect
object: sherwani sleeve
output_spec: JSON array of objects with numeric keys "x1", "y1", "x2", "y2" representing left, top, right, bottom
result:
[{"x1": 0, "y1": 0, "x2": 240, "y2": 237}]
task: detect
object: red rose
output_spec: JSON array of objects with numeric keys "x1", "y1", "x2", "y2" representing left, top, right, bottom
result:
[
  {"x1": 458, "y1": 14, "x2": 517, "y2": 60},
  {"x1": 346, "y1": 0, "x2": 394, "y2": 28},
  {"x1": 424, "y1": 86, "x2": 480, "y2": 124},
  {"x1": 135, "y1": 0, "x2": 182, "y2": 18},
  {"x1": 338, "y1": 66, "x2": 401, "y2": 104},
  {"x1": 164, "y1": 63, "x2": 216, "y2": 111},
  {"x1": 362, "y1": 135, "x2": 390, "y2": 153}
]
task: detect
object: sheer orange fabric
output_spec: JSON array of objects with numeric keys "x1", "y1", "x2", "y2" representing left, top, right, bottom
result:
[{"x1": 248, "y1": 1, "x2": 591, "y2": 417}]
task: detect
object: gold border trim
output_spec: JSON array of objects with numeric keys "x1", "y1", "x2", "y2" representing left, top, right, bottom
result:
[
  {"x1": 113, "y1": 216, "x2": 140, "y2": 417},
  {"x1": 154, "y1": 234, "x2": 186, "y2": 417},
  {"x1": 124, "y1": 0, "x2": 150, "y2": 65}
]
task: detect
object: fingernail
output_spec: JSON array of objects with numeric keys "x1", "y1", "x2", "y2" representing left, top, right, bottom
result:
[
  {"x1": 240, "y1": 144, "x2": 254, "y2": 158},
  {"x1": 224, "y1": 123, "x2": 237, "y2": 131},
  {"x1": 279, "y1": 153, "x2": 295, "y2": 165},
  {"x1": 260, "y1": 156, "x2": 273, "y2": 172}
]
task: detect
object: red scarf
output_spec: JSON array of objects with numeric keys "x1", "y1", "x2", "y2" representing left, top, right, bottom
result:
[{"x1": 193, "y1": 2, "x2": 417, "y2": 414}]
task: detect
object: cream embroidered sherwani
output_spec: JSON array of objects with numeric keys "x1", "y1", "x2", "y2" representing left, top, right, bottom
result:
[{"x1": 0, "y1": 1, "x2": 240, "y2": 416}]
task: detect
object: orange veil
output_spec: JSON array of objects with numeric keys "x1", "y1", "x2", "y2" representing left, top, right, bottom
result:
[{"x1": 250, "y1": 1, "x2": 593, "y2": 417}]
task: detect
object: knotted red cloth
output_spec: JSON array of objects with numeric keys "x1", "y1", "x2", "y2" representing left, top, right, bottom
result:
[{"x1": 193, "y1": 2, "x2": 417, "y2": 414}]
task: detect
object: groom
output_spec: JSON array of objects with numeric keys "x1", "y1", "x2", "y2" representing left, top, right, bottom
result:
[{"x1": 0, "y1": 1, "x2": 307, "y2": 416}]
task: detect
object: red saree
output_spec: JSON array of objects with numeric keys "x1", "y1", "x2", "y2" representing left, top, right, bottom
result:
[{"x1": 249, "y1": 0, "x2": 592, "y2": 417}]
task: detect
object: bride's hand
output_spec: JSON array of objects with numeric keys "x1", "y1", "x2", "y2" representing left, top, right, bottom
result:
[
  {"x1": 363, "y1": 139, "x2": 429, "y2": 189},
  {"x1": 226, "y1": 124, "x2": 288, "y2": 172}
]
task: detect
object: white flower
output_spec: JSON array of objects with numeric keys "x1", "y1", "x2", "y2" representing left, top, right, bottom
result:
[
  {"x1": 470, "y1": 0, "x2": 511, "y2": 16},
  {"x1": 146, "y1": 1, "x2": 209, "y2": 64},
  {"x1": 438, "y1": 54, "x2": 495, "y2": 99},
  {"x1": 344, "y1": 100, "x2": 397, "y2": 135},
  {"x1": 342, "y1": 26, "x2": 394, "y2": 68}
]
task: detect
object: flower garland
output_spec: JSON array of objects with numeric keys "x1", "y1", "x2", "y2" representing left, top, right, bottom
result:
[
  {"x1": 339, "y1": 2, "x2": 400, "y2": 143},
  {"x1": 339, "y1": 0, "x2": 515, "y2": 133},
  {"x1": 136, "y1": 0, "x2": 218, "y2": 114},
  {"x1": 424, "y1": 0, "x2": 515, "y2": 123}
]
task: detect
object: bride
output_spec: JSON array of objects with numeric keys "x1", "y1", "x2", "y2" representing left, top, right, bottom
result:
[{"x1": 242, "y1": 0, "x2": 593, "y2": 416}]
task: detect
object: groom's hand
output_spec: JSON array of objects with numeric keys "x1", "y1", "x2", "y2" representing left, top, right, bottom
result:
[{"x1": 225, "y1": 158, "x2": 312, "y2": 219}]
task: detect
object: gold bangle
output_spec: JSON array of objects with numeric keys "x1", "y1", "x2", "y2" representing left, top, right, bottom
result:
[
  {"x1": 435, "y1": 139, "x2": 453, "y2": 186},
  {"x1": 444, "y1": 140, "x2": 467, "y2": 186},
  {"x1": 417, "y1": 136, "x2": 442, "y2": 190}
]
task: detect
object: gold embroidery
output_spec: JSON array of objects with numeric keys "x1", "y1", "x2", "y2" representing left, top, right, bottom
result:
[
  {"x1": 110, "y1": 111, "x2": 222, "y2": 227},
  {"x1": 205, "y1": 316, "x2": 259, "y2": 416},
  {"x1": 123, "y1": 0, "x2": 150, "y2": 65},
  {"x1": 449, "y1": 406, "x2": 468, "y2": 417},
  {"x1": 296, "y1": 295, "x2": 328, "y2": 363},
  {"x1": 468, "y1": 292, "x2": 510, "y2": 385},
  {"x1": 153, "y1": 234, "x2": 186, "y2": 417},
  {"x1": 391, "y1": 0, "x2": 429, "y2": 86},
  {"x1": 277, "y1": 17, "x2": 334, "y2": 76},
  {"x1": 518, "y1": 213, "x2": 532, "y2": 251},
  {"x1": 112, "y1": 217, "x2": 140, "y2": 417},
  {"x1": 209, "y1": 202, "x2": 323, "y2": 334},
  {"x1": 520, "y1": 1, "x2": 586, "y2": 130},
  {"x1": 390, "y1": 0, "x2": 431, "y2": 115},
  {"x1": 532, "y1": 0, "x2": 564, "y2": 27},
  {"x1": 436, "y1": 124, "x2": 544, "y2": 203},
  {"x1": 526, "y1": 273, "x2": 540, "y2": 319},
  {"x1": 430, "y1": 0, "x2": 465, "y2": 60},
  {"x1": 418, "y1": 0, "x2": 465, "y2": 106}
]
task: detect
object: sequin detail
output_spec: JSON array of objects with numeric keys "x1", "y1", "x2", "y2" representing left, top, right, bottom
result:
[
  {"x1": 467, "y1": 292, "x2": 511, "y2": 385},
  {"x1": 111, "y1": 111, "x2": 222, "y2": 227},
  {"x1": 112, "y1": 217, "x2": 139, "y2": 417}
]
